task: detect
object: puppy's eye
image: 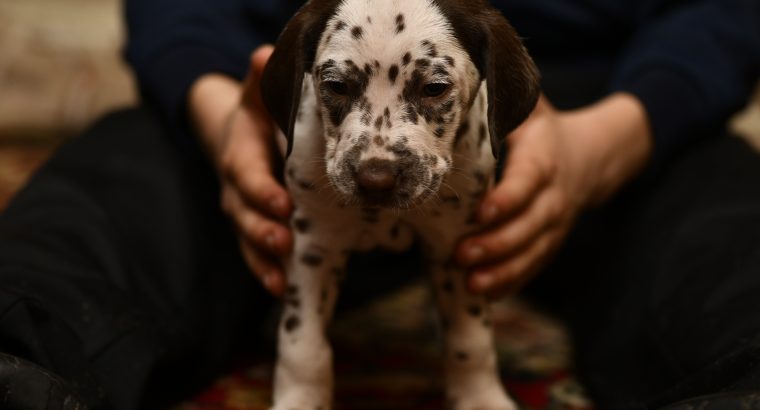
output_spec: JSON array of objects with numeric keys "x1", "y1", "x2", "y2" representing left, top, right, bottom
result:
[
  {"x1": 423, "y1": 83, "x2": 450, "y2": 98},
  {"x1": 325, "y1": 81, "x2": 349, "y2": 96}
]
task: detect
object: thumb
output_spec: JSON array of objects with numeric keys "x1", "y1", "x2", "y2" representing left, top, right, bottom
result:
[{"x1": 242, "y1": 44, "x2": 275, "y2": 113}]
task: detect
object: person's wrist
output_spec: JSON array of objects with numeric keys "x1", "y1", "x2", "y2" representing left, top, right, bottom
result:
[
  {"x1": 568, "y1": 92, "x2": 653, "y2": 205},
  {"x1": 188, "y1": 73, "x2": 243, "y2": 163}
]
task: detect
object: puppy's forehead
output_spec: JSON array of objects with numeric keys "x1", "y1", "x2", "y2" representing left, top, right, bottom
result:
[{"x1": 317, "y1": 0, "x2": 463, "y2": 66}]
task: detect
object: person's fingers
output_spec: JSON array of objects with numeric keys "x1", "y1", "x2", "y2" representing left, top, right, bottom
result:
[
  {"x1": 227, "y1": 162, "x2": 292, "y2": 220},
  {"x1": 221, "y1": 109, "x2": 292, "y2": 220},
  {"x1": 478, "y1": 152, "x2": 554, "y2": 226},
  {"x1": 457, "y1": 188, "x2": 565, "y2": 267},
  {"x1": 467, "y1": 226, "x2": 563, "y2": 296},
  {"x1": 221, "y1": 186, "x2": 293, "y2": 257},
  {"x1": 238, "y1": 239, "x2": 286, "y2": 297},
  {"x1": 242, "y1": 45, "x2": 275, "y2": 113}
]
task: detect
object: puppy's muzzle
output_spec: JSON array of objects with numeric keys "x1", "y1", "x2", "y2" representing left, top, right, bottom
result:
[{"x1": 355, "y1": 158, "x2": 398, "y2": 205}]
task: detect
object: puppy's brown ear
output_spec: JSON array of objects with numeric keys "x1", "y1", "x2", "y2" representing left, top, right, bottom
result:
[
  {"x1": 260, "y1": 0, "x2": 343, "y2": 157},
  {"x1": 435, "y1": 1, "x2": 540, "y2": 157}
]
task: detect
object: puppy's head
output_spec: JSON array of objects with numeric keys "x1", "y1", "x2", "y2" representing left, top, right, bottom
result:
[{"x1": 262, "y1": 0, "x2": 539, "y2": 208}]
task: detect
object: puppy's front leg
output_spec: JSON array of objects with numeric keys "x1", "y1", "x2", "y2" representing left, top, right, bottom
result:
[
  {"x1": 271, "y1": 238, "x2": 343, "y2": 410},
  {"x1": 431, "y1": 263, "x2": 517, "y2": 410}
]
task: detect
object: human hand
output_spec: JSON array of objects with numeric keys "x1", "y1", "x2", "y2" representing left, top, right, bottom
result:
[
  {"x1": 456, "y1": 93, "x2": 652, "y2": 297},
  {"x1": 190, "y1": 45, "x2": 292, "y2": 297}
]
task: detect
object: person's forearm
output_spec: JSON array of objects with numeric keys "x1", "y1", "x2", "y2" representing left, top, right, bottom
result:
[
  {"x1": 568, "y1": 92, "x2": 653, "y2": 205},
  {"x1": 188, "y1": 74, "x2": 243, "y2": 164}
]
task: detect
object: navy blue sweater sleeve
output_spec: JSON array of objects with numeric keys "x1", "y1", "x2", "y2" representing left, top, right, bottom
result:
[
  {"x1": 124, "y1": 0, "x2": 296, "y2": 136},
  {"x1": 609, "y1": 0, "x2": 760, "y2": 169}
]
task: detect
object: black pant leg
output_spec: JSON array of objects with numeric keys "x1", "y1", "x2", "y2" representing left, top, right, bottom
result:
[
  {"x1": 0, "y1": 108, "x2": 274, "y2": 409},
  {"x1": 527, "y1": 136, "x2": 760, "y2": 409}
]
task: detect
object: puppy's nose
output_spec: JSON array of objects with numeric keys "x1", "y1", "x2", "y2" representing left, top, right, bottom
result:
[{"x1": 356, "y1": 159, "x2": 397, "y2": 200}]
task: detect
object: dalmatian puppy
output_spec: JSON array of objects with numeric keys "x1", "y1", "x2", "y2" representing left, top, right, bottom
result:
[{"x1": 259, "y1": 0, "x2": 539, "y2": 409}]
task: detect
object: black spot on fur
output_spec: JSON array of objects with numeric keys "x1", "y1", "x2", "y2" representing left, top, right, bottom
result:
[
  {"x1": 294, "y1": 218, "x2": 311, "y2": 233},
  {"x1": 402, "y1": 52, "x2": 412, "y2": 66},
  {"x1": 402, "y1": 104, "x2": 418, "y2": 124},
  {"x1": 335, "y1": 20, "x2": 347, "y2": 31},
  {"x1": 358, "y1": 132, "x2": 371, "y2": 149},
  {"x1": 285, "y1": 295, "x2": 301, "y2": 308},
  {"x1": 359, "y1": 97, "x2": 373, "y2": 126},
  {"x1": 374, "y1": 115, "x2": 384, "y2": 131},
  {"x1": 373, "y1": 135, "x2": 384, "y2": 146},
  {"x1": 301, "y1": 253, "x2": 324, "y2": 267},
  {"x1": 384, "y1": 107, "x2": 392, "y2": 128},
  {"x1": 284, "y1": 315, "x2": 300, "y2": 332},
  {"x1": 395, "y1": 14, "x2": 405, "y2": 34},
  {"x1": 415, "y1": 58, "x2": 431, "y2": 69},
  {"x1": 388, "y1": 64, "x2": 399, "y2": 84},
  {"x1": 441, "y1": 100, "x2": 455, "y2": 114},
  {"x1": 430, "y1": 173, "x2": 442, "y2": 190},
  {"x1": 421, "y1": 40, "x2": 438, "y2": 57},
  {"x1": 351, "y1": 26, "x2": 363, "y2": 39}
]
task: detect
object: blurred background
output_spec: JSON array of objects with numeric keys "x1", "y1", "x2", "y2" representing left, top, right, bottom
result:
[
  {"x1": 1, "y1": 0, "x2": 760, "y2": 211},
  {"x1": 0, "y1": 0, "x2": 136, "y2": 209}
]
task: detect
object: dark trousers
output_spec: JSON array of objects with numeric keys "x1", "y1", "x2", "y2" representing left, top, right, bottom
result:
[{"x1": 1, "y1": 107, "x2": 760, "y2": 409}]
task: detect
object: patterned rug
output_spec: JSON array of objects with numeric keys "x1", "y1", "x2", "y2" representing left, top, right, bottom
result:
[{"x1": 173, "y1": 285, "x2": 594, "y2": 410}]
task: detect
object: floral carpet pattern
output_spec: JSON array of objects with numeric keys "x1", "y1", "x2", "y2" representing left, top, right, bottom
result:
[{"x1": 174, "y1": 286, "x2": 593, "y2": 410}]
